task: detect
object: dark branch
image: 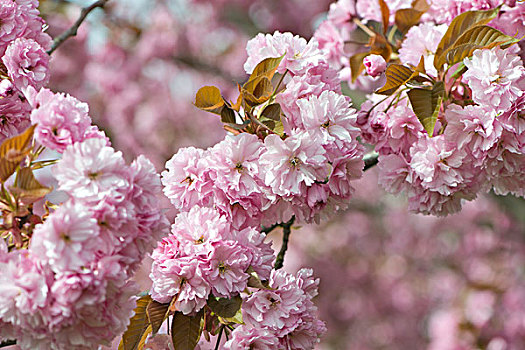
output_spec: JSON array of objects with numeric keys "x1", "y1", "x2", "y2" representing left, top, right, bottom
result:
[
  {"x1": 47, "y1": 0, "x2": 110, "y2": 55},
  {"x1": 0, "y1": 340, "x2": 16, "y2": 348},
  {"x1": 274, "y1": 216, "x2": 295, "y2": 270},
  {"x1": 364, "y1": 152, "x2": 379, "y2": 171},
  {"x1": 260, "y1": 222, "x2": 281, "y2": 235},
  {"x1": 214, "y1": 327, "x2": 224, "y2": 350},
  {"x1": 173, "y1": 56, "x2": 244, "y2": 83}
]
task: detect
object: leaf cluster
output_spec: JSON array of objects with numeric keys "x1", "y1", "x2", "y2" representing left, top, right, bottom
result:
[
  {"x1": 371, "y1": 5, "x2": 522, "y2": 136},
  {"x1": 119, "y1": 293, "x2": 246, "y2": 350},
  {"x1": 194, "y1": 55, "x2": 286, "y2": 138},
  {"x1": 0, "y1": 125, "x2": 52, "y2": 250}
]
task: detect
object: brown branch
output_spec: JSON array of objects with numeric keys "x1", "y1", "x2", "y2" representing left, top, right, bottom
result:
[
  {"x1": 0, "y1": 340, "x2": 16, "y2": 348},
  {"x1": 47, "y1": 0, "x2": 110, "y2": 55},
  {"x1": 364, "y1": 152, "x2": 379, "y2": 171},
  {"x1": 173, "y1": 56, "x2": 244, "y2": 83},
  {"x1": 274, "y1": 216, "x2": 295, "y2": 270}
]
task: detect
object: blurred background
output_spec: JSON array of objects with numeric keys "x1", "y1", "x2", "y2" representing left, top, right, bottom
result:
[{"x1": 40, "y1": 0, "x2": 525, "y2": 349}]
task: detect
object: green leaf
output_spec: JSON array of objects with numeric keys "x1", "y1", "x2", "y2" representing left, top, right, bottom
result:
[
  {"x1": 439, "y1": 25, "x2": 521, "y2": 68},
  {"x1": 194, "y1": 86, "x2": 225, "y2": 115},
  {"x1": 433, "y1": 6, "x2": 501, "y2": 70},
  {"x1": 407, "y1": 81, "x2": 444, "y2": 136},
  {"x1": 376, "y1": 64, "x2": 416, "y2": 95},
  {"x1": 260, "y1": 103, "x2": 282, "y2": 121},
  {"x1": 207, "y1": 295, "x2": 242, "y2": 318},
  {"x1": 0, "y1": 125, "x2": 35, "y2": 182},
  {"x1": 146, "y1": 300, "x2": 171, "y2": 336},
  {"x1": 119, "y1": 295, "x2": 153, "y2": 350},
  {"x1": 171, "y1": 310, "x2": 204, "y2": 350}
]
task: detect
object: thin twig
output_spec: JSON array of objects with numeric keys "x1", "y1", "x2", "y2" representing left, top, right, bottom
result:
[
  {"x1": 261, "y1": 222, "x2": 281, "y2": 235},
  {"x1": 364, "y1": 152, "x2": 379, "y2": 171},
  {"x1": 353, "y1": 18, "x2": 376, "y2": 38},
  {"x1": 173, "y1": 56, "x2": 244, "y2": 83},
  {"x1": 214, "y1": 327, "x2": 224, "y2": 350},
  {"x1": 48, "y1": 0, "x2": 110, "y2": 55},
  {"x1": 0, "y1": 340, "x2": 16, "y2": 348},
  {"x1": 274, "y1": 216, "x2": 295, "y2": 270}
]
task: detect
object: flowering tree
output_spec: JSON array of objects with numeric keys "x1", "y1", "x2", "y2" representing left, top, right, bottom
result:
[{"x1": 0, "y1": 0, "x2": 524, "y2": 349}]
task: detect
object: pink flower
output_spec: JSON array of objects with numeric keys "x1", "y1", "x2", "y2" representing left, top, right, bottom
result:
[
  {"x1": 0, "y1": 251, "x2": 49, "y2": 328},
  {"x1": 29, "y1": 88, "x2": 93, "y2": 152},
  {"x1": 499, "y1": 95, "x2": 525, "y2": 134},
  {"x1": 378, "y1": 153, "x2": 411, "y2": 195},
  {"x1": 356, "y1": 0, "x2": 412, "y2": 24},
  {"x1": 445, "y1": 104, "x2": 502, "y2": 161},
  {"x1": 406, "y1": 177, "x2": 476, "y2": 216},
  {"x1": 260, "y1": 132, "x2": 329, "y2": 197},
  {"x1": 53, "y1": 138, "x2": 130, "y2": 203},
  {"x1": 0, "y1": 0, "x2": 20, "y2": 55},
  {"x1": 276, "y1": 62, "x2": 341, "y2": 133},
  {"x1": 0, "y1": 94, "x2": 31, "y2": 143},
  {"x1": 327, "y1": 153, "x2": 364, "y2": 199},
  {"x1": 384, "y1": 104, "x2": 425, "y2": 156},
  {"x1": 223, "y1": 326, "x2": 279, "y2": 350},
  {"x1": 203, "y1": 241, "x2": 251, "y2": 298},
  {"x1": 30, "y1": 202, "x2": 100, "y2": 273},
  {"x1": 0, "y1": 79, "x2": 14, "y2": 97},
  {"x1": 242, "y1": 269, "x2": 325, "y2": 342},
  {"x1": 243, "y1": 289, "x2": 302, "y2": 336},
  {"x1": 234, "y1": 227, "x2": 275, "y2": 280},
  {"x1": 297, "y1": 90, "x2": 360, "y2": 155},
  {"x1": 485, "y1": 131, "x2": 525, "y2": 197},
  {"x1": 161, "y1": 147, "x2": 213, "y2": 211},
  {"x1": 208, "y1": 134, "x2": 269, "y2": 219},
  {"x1": 150, "y1": 256, "x2": 210, "y2": 314},
  {"x1": 410, "y1": 135, "x2": 467, "y2": 196},
  {"x1": 171, "y1": 206, "x2": 230, "y2": 256},
  {"x1": 363, "y1": 54, "x2": 386, "y2": 77},
  {"x1": 244, "y1": 31, "x2": 325, "y2": 75},
  {"x1": 313, "y1": 20, "x2": 345, "y2": 69},
  {"x1": 463, "y1": 47, "x2": 525, "y2": 113},
  {"x1": 327, "y1": 0, "x2": 357, "y2": 26},
  {"x1": 2, "y1": 37, "x2": 49, "y2": 91}
]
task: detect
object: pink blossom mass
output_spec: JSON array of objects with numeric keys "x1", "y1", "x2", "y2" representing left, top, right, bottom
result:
[{"x1": 0, "y1": 0, "x2": 525, "y2": 349}]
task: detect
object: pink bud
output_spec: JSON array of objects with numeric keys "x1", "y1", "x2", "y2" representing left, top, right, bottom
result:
[{"x1": 363, "y1": 54, "x2": 387, "y2": 77}]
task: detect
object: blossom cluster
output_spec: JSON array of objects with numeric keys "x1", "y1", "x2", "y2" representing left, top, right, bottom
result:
[
  {"x1": 0, "y1": 0, "x2": 51, "y2": 142},
  {"x1": 0, "y1": 129, "x2": 168, "y2": 349},
  {"x1": 150, "y1": 206, "x2": 273, "y2": 313},
  {"x1": 149, "y1": 206, "x2": 325, "y2": 349},
  {"x1": 225, "y1": 269, "x2": 326, "y2": 350},
  {"x1": 163, "y1": 31, "x2": 364, "y2": 226},
  {"x1": 0, "y1": 2, "x2": 168, "y2": 349},
  {"x1": 150, "y1": 30, "x2": 364, "y2": 348},
  {"x1": 315, "y1": 0, "x2": 525, "y2": 215}
]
